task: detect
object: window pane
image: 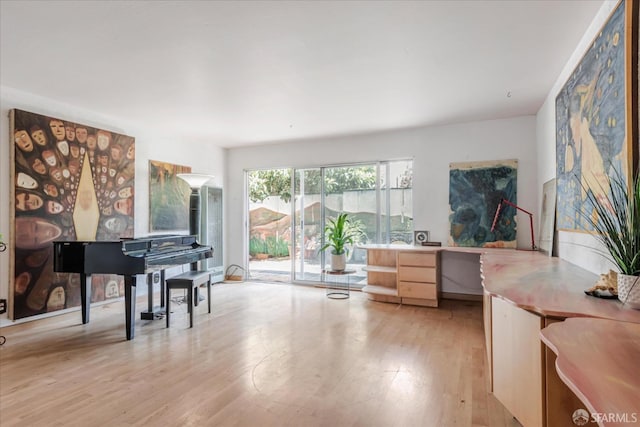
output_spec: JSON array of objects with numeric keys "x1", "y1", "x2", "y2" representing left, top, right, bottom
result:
[
  {"x1": 247, "y1": 168, "x2": 292, "y2": 282},
  {"x1": 293, "y1": 168, "x2": 323, "y2": 281},
  {"x1": 388, "y1": 160, "x2": 413, "y2": 244},
  {"x1": 323, "y1": 165, "x2": 376, "y2": 272}
]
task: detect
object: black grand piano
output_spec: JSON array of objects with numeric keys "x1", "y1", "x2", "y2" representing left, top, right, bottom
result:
[{"x1": 53, "y1": 234, "x2": 212, "y2": 340}]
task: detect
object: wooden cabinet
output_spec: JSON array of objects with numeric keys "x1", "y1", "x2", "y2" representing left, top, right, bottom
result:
[
  {"x1": 362, "y1": 246, "x2": 440, "y2": 307},
  {"x1": 397, "y1": 251, "x2": 439, "y2": 307},
  {"x1": 487, "y1": 297, "x2": 594, "y2": 427},
  {"x1": 491, "y1": 296, "x2": 545, "y2": 427}
]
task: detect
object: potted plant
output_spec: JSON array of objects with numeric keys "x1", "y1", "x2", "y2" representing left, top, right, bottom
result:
[
  {"x1": 579, "y1": 167, "x2": 639, "y2": 308},
  {"x1": 319, "y1": 213, "x2": 361, "y2": 271}
]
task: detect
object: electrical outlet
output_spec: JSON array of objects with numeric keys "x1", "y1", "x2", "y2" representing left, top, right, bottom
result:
[{"x1": 0, "y1": 299, "x2": 6, "y2": 314}]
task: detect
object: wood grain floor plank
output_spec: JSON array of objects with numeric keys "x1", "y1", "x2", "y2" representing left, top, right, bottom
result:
[{"x1": 0, "y1": 282, "x2": 516, "y2": 426}]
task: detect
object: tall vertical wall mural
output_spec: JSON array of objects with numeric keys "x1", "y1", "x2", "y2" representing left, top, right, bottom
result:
[
  {"x1": 149, "y1": 160, "x2": 191, "y2": 232},
  {"x1": 449, "y1": 159, "x2": 518, "y2": 248},
  {"x1": 10, "y1": 109, "x2": 135, "y2": 319},
  {"x1": 555, "y1": 0, "x2": 634, "y2": 232}
]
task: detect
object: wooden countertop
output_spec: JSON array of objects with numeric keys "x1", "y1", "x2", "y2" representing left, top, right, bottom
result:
[
  {"x1": 479, "y1": 250, "x2": 640, "y2": 323},
  {"x1": 358, "y1": 244, "x2": 443, "y2": 252},
  {"x1": 358, "y1": 244, "x2": 498, "y2": 255},
  {"x1": 541, "y1": 318, "x2": 640, "y2": 425}
]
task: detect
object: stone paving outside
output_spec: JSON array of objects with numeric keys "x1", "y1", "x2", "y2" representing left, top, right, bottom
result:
[{"x1": 248, "y1": 257, "x2": 368, "y2": 286}]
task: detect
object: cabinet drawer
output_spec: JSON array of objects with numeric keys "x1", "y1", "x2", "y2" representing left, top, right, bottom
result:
[
  {"x1": 398, "y1": 266, "x2": 436, "y2": 283},
  {"x1": 398, "y1": 252, "x2": 436, "y2": 267},
  {"x1": 398, "y1": 281, "x2": 437, "y2": 299}
]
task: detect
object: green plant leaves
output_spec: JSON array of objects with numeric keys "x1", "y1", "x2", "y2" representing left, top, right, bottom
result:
[
  {"x1": 578, "y1": 167, "x2": 640, "y2": 276},
  {"x1": 319, "y1": 213, "x2": 364, "y2": 255}
]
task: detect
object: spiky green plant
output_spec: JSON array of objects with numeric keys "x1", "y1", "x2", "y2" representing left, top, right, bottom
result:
[
  {"x1": 319, "y1": 213, "x2": 361, "y2": 255},
  {"x1": 578, "y1": 167, "x2": 640, "y2": 276}
]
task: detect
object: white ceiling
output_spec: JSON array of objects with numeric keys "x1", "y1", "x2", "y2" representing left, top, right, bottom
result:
[{"x1": 0, "y1": 0, "x2": 605, "y2": 148}]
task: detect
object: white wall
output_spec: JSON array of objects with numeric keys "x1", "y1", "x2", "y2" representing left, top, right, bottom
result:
[
  {"x1": 535, "y1": 0, "x2": 619, "y2": 274},
  {"x1": 0, "y1": 86, "x2": 225, "y2": 324},
  {"x1": 226, "y1": 115, "x2": 538, "y2": 293}
]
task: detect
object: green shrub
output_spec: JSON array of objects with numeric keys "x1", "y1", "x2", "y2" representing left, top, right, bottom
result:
[
  {"x1": 249, "y1": 236, "x2": 267, "y2": 256},
  {"x1": 265, "y1": 236, "x2": 289, "y2": 257}
]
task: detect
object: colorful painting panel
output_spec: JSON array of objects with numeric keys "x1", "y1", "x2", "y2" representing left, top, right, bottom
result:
[
  {"x1": 449, "y1": 159, "x2": 518, "y2": 248},
  {"x1": 149, "y1": 160, "x2": 191, "y2": 231},
  {"x1": 10, "y1": 109, "x2": 135, "y2": 320},
  {"x1": 555, "y1": 0, "x2": 633, "y2": 231}
]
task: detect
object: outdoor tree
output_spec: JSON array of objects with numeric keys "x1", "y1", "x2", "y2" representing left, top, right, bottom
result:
[
  {"x1": 248, "y1": 167, "x2": 378, "y2": 203},
  {"x1": 249, "y1": 169, "x2": 292, "y2": 203}
]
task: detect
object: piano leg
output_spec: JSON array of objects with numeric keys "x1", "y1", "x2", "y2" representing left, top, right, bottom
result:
[
  {"x1": 80, "y1": 273, "x2": 92, "y2": 324},
  {"x1": 146, "y1": 272, "x2": 154, "y2": 315},
  {"x1": 125, "y1": 275, "x2": 137, "y2": 340},
  {"x1": 140, "y1": 270, "x2": 166, "y2": 320}
]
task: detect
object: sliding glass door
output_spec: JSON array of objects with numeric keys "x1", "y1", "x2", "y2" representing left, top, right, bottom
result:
[
  {"x1": 291, "y1": 161, "x2": 413, "y2": 284},
  {"x1": 292, "y1": 168, "x2": 322, "y2": 281},
  {"x1": 247, "y1": 169, "x2": 292, "y2": 282},
  {"x1": 247, "y1": 160, "x2": 413, "y2": 284}
]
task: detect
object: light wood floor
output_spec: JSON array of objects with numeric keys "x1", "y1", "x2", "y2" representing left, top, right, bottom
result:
[{"x1": 0, "y1": 282, "x2": 519, "y2": 427}]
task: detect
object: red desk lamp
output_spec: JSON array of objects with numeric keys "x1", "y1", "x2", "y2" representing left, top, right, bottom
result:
[{"x1": 490, "y1": 198, "x2": 537, "y2": 251}]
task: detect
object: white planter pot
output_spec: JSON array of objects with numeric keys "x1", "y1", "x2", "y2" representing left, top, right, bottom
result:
[
  {"x1": 331, "y1": 253, "x2": 346, "y2": 272},
  {"x1": 618, "y1": 274, "x2": 640, "y2": 309}
]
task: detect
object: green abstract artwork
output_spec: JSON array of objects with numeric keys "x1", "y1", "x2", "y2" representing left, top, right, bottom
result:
[{"x1": 449, "y1": 159, "x2": 518, "y2": 248}]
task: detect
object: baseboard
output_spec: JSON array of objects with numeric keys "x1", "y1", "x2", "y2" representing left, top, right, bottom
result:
[{"x1": 441, "y1": 292, "x2": 483, "y2": 302}]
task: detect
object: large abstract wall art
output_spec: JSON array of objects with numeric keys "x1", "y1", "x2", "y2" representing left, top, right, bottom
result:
[
  {"x1": 10, "y1": 109, "x2": 135, "y2": 319},
  {"x1": 449, "y1": 159, "x2": 518, "y2": 248}
]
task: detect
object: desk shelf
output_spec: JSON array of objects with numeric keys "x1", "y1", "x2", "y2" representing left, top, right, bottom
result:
[
  {"x1": 361, "y1": 285, "x2": 397, "y2": 296},
  {"x1": 362, "y1": 265, "x2": 397, "y2": 274},
  {"x1": 360, "y1": 246, "x2": 440, "y2": 307}
]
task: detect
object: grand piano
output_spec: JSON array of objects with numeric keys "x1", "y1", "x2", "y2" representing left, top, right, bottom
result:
[{"x1": 53, "y1": 234, "x2": 212, "y2": 340}]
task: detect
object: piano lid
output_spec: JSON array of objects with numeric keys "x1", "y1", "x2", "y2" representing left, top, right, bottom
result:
[{"x1": 53, "y1": 235, "x2": 212, "y2": 276}]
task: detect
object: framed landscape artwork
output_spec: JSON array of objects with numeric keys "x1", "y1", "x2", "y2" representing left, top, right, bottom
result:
[
  {"x1": 10, "y1": 109, "x2": 135, "y2": 319},
  {"x1": 448, "y1": 159, "x2": 518, "y2": 248},
  {"x1": 555, "y1": 0, "x2": 635, "y2": 232},
  {"x1": 149, "y1": 160, "x2": 191, "y2": 232}
]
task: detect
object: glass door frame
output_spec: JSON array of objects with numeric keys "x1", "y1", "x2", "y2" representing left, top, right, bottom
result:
[
  {"x1": 244, "y1": 158, "x2": 413, "y2": 285},
  {"x1": 291, "y1": 160, "x2": 388, "y2": 285}
]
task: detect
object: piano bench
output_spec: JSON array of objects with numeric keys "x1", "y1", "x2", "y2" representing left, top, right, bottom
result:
[{"x1": 165, "y1": 271, "x2": 211, "y2": 328}]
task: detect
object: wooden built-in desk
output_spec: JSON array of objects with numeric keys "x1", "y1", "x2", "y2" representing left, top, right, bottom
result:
[
  {"x1": 360, "y1": 244, "x2": 506, "y2": 307},
  {"x1": 540, "y1": 318, "x2": 640, "y2": 427},
  {"x1": 360, "y1": 245, "x2": 640, "y2": 426},
  {"x1": 480, "y1": 250, "x2": 640, "y2": 427}
]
